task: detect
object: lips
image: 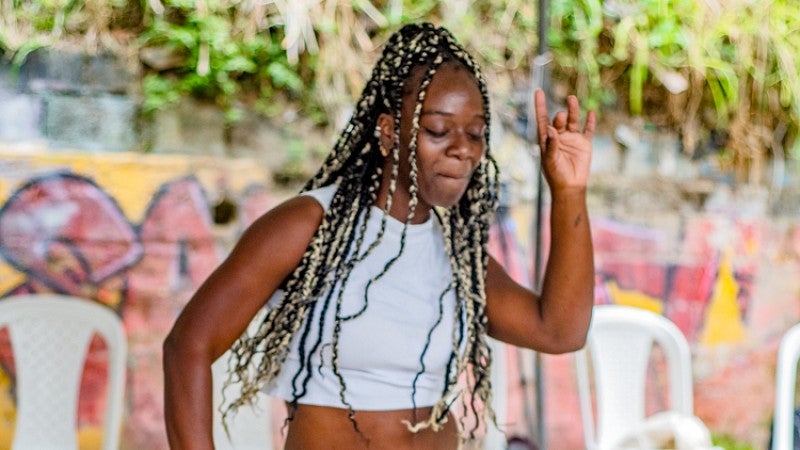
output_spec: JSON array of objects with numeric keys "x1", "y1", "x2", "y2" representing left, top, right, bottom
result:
[
  {"x1": 438, "y1": 172, "x2": 470, "y2": 180},
  {"x1": 436, "y1": 165, "x2": 473, "y2": 180}
]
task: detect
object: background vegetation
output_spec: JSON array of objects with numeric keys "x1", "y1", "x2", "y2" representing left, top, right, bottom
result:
[{"x1": 0, "y1": 0, "x2": 798, "y2": 184}]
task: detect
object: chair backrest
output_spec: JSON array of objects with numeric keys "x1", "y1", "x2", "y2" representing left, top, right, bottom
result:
[
  {"x1": 576, "y1": 305, "x2": 693, "y2": 450},
  {"x1": 483, "y1": 336, "x2": 509, "y2": 450},
  {"x1": 0, "y1": 294, "x2": 127, "y2": 450},
  {"x1": 211, "y1": 310, "x2": 273, "y2": 450},
  {"x1": 772, "y1": 322, "x2": 800, "y2": 450}
]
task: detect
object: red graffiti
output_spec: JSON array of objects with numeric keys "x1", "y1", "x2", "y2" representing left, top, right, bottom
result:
[{"x1": 0, "y1": 171, "x2": 275, "y2": 449}]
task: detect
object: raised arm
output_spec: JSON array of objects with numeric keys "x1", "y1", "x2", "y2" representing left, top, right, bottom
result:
[
  {"x1": 485, "y1": 89, "x2": 595, "y2": 353},
  {"x1": 163, "y1": 195, "x2": 323, "y2": 449}
]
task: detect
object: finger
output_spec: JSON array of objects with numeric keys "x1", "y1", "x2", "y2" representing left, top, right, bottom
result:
[
  {"x1": 583, "y1": 110, "x2": 597, "y2": 140},
  {"x1": 553, "y1": 111, "x2": 568, "y2": 132},
  {"x1": 545, "y1": 126, "x2": 559, "y2": 159},
  {"x1": 533, "y1": 89, "x2": 549, "y2": 150},
  {"x1": 566, "y1": 95, "x2": 581, "y2": 132}
]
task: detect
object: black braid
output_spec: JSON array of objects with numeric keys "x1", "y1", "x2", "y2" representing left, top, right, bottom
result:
[{"x1": 223, "y1": 22, "x2": 500, "y2": 439}]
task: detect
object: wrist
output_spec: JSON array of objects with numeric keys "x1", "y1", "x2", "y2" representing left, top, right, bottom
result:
[{"x1": 550, "y1": 186, "x2": 587, "y2": 202}]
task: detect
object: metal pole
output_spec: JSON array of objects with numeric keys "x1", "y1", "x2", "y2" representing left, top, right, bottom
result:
[{"x1": 530, "y1": 0, "x2": 550, "y2": 448}]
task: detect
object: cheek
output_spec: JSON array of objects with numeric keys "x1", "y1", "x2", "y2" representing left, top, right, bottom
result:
[
  {"x1": 473, "y1": 148, "x2": 485, "y2": 166},
  {"x1": 412, "y1": 146, "x2": 442, "y2": 175}
]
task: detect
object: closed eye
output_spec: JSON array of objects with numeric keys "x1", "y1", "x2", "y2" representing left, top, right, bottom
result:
[{"x1": 423, "y1": 127, "x2": 448, "y2": 138}]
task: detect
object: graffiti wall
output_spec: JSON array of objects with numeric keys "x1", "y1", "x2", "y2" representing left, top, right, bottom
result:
[
  {"x1": 486, "y1": 202, "x2": 800, "y2": 448},
  {"x1": 0, "y1": 150, "x2": 797, "y2": 449},
  {"x1": 0, "y1": 151, "x2": 277, "y2": 449},
  {"x1": 588, "y1": 213, "x2": 799, "y2": 447}
]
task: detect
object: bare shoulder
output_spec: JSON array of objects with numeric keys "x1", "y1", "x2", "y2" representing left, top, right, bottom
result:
[
  {"x1": 200, "y1": 193, "x2": 322, "y2": 309},
  {"x1": 232, "y1": 193, "x2": 325, "y2": 264},
  {"x1": 243, "y1": 193, "x2": 324, "y2": 240},
  {"x1": 165, "y1": 193, "x2": 326, "y2": 358}
]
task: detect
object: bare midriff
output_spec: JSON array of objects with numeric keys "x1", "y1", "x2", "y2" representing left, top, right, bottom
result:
[{"x1": 282, "y1": 404, "x2": 460, "y2": 450}]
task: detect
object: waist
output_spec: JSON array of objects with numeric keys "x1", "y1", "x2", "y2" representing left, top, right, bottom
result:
[
  {"x1": 283, "y1": 404, "x2": 460, "y2": 450},
  {"x1": 266, "y1": 355, "x2": 448, "y2": 410}
]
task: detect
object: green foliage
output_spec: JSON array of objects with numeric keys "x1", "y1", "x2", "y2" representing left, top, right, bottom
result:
[
  {"x1": 447, "y1": 0, "x2": 539, "y2": 74},
  {"x1": 138, "y1": 0, "x2": 305, "y2": 118},
  {"x1": 551, "y1": 0, "x2": 700, "y2": 112},
  {"x1": 2, "y1": 0, "x2": 799, "y2": 181},
  {"x1": 549, "y1": 0, "x2": 606, "y2": 111},
  {"x1": 142, "y1": 74, "x2": 180, "y2": 113},
  {"x1": 0, "y1": 0, "x2": 127, "y2": 53},
  {"x1": 711, "y1": 433, "x2": 755, "y2": 450},
  {"x1": 548, "y1": 0, "x2": 800, "y2": 172}
]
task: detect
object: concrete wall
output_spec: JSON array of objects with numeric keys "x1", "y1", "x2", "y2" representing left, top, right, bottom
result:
[{"x1": 0, "y1": 49, "x2": 324, "y2": 174}]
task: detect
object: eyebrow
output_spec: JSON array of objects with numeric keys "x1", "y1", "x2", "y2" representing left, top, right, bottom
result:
[{"x1": 420, "y1": 110, "x2": 486, "y2": 121}]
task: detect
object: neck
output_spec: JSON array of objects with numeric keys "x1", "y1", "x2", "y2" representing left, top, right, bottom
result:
[{"x1": 375, "y1": 167, "x2": 431, "y2": 225}]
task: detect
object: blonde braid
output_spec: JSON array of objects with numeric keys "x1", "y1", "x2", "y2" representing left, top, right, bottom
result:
[{"x1": 223, "y1": 23, "x2": 500, "y2": 441}]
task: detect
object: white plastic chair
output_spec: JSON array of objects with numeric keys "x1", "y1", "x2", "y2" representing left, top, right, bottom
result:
[
  {"x1": 212, "y1": 310, "x2": 273, "y2": 449},
  {"x1": 0, "y1": 293, "x2": 127, "y2": 450},
  {"x1": 575, "y1": 304, "x2": 694, "y2": 450},
  {"x1": 484, "y1": 336, "x2": 509, "y2": 450},
  {"x1": 772, "y1": 322, "x2": 800, "y2": 450}
]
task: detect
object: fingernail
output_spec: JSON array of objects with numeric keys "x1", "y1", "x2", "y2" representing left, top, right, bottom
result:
[{"x1": 547, "y1": 127, "x2": 555, "y2": 138}]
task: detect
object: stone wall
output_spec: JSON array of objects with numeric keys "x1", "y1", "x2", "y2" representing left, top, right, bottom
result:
[{"x1": 0, "y1": 49, "x2": 325, "y2": 178}]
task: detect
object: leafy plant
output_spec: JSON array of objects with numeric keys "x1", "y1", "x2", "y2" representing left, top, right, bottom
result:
[
  {"x1": 548, "y1": 0, "x2": 800, "y2": 183},
  {"x1": 2, "y1": 0, "x2": 799, "y2": 185},
  {"x1": 138, "y1": 0, "x2": 305, "y2": 119},
  {"x1": 549, "y1": 0, "x2": 606, "y2": 111},
  {"x1": 711, "y1": 433, "x2": 755, "y2": 450},
  {"x1": 0, "y1": 0, "x2": 127, "y2": 56}
]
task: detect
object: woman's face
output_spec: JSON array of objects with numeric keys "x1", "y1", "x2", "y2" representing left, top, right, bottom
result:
[{"x1": 379, "y1": 62, "x2": 487, "y2": 213}]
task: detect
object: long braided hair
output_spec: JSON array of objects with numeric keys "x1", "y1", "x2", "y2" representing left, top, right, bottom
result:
[{"x1": 223, "y1": 22, "x2": 500, "y2": 436}]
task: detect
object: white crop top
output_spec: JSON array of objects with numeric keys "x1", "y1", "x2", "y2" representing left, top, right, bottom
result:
[{"x1": 265, "y1": 184, "x2": 458, "y2": 410}]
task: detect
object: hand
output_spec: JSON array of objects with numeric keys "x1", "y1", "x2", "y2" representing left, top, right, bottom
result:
[{"x1": 534, "y1": 89, "x2": 596, "y2": 194}]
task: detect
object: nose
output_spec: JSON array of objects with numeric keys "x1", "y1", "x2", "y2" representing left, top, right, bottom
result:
[{"x1": 446, "y1": 130, "x2": 473, "y2": 160}]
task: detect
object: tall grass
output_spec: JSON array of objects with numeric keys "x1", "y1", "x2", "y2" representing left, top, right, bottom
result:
[
  {"x1": 550, "y1": 0, "x2": 800, "y2": 182},
  {"x1": 1, "y1": 0, "x2": 797, "y2": 182}
]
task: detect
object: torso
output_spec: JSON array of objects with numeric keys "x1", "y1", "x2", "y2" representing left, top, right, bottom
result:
[
  {"x1": 266, "y1": 185, "x2": 459, "y2": 412},
  {"x1": 260, "y1": 185, "x2": 464, "y2": 447}
]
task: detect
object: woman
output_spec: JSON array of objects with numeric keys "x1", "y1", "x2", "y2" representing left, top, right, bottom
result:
[{"x1": 164, "y1": 22, "x2": 596, "y2": 449}]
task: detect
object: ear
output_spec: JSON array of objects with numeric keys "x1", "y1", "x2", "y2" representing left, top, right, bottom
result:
[{"x1": 376, "y1": 113, "x2": 395, "y2": 150}]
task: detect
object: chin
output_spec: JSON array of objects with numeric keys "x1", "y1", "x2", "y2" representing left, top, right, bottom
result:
[
  {"x1": 431, "y1": 192, "x2": 469, "y2": 209},
  {"x1": 422, "y1": 179, "x2": 471, "y2": 210}
]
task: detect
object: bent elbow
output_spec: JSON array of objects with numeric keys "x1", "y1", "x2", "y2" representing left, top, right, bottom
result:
[
  {"x1": 561, "y1": 333, "x2": 588, "y2": 353},
  {"x1": 550, "y1": 309, "x2": 592, "y2": 353},
  {"x1": 543, "y1": 330, "x2": 589, "y2": 354}
]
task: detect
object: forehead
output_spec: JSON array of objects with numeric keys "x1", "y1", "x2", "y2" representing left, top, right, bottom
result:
[{"x1": 402, "y1": 63, "x2": 485, "y2": 113}]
